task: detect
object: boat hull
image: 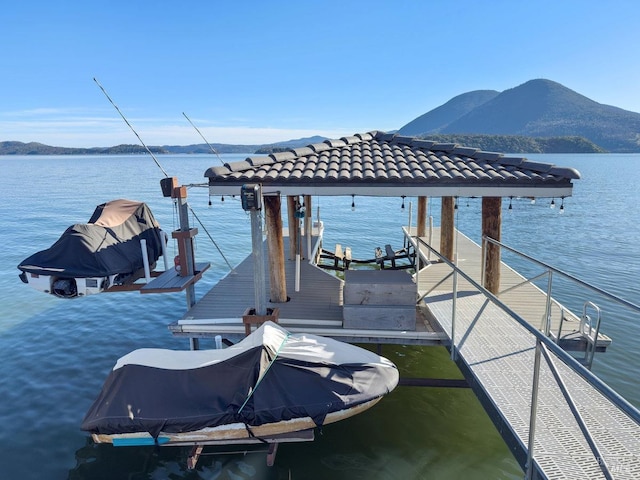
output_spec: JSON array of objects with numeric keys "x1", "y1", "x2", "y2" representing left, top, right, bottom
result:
[{"x1": 91, "y1": 398, "x2": 381, "y2": 446}]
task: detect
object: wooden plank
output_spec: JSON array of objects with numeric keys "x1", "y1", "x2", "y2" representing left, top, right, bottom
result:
[{"x1": 140, "y1": 262, "x2": 210, "y2": 294}]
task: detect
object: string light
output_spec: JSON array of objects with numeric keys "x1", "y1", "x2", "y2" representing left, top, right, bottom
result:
[
  {"x1": 221, "y1": 195, "x2": 225, "y2": 203},
  {"x1": 508, "y1": 196, "x2": 513, "y2": 211},
  {"x1": 401, "y1": 195, "x2": 406, "y2": 210},
  {"x1": 351, "y1": 194, "x2": 355, "y2": 211},
  {"x1": 550, "y1": 198, "x2": 555, "y2": 209},
  {"x1": 560, "y1": 197, "x2": 565, "y2": 214},
  {"x1": 530, "y1": 198, "x2": 536, "y2": 205},
  {"x1": 454, "y1": 197, "x2": 458, "y2": 210},
  {"x1": 208, "y1": 194, "x2": 212, "y2": 206}
]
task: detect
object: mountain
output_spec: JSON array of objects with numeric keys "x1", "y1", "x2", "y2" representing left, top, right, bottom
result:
[
  {"x1": 399, "y1": 79, "x2": 640, "y2": 152},
  {"x1": 399, "y1": 90, "x2": 499, "y2": 135}
]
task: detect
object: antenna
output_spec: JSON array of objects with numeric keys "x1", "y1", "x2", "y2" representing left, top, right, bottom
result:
[
  {"x1": 93, "y1": 77, "x2": 169, "y2": 177},
  {"x1": 182, "y1": 112, "x2": 224, "y2": 165}
]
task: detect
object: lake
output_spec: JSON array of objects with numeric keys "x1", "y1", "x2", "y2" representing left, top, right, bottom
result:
[{"x1": 0, "y1": 153, "x2": 638, "y2": 479}]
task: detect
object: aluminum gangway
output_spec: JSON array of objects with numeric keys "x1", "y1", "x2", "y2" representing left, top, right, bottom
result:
[{"x1": 405, "y1": 228, "x2": 640, "y2": 479}]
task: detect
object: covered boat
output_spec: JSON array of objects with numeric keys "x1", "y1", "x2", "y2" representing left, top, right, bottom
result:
[
  {"x1": 81, "y1": 321, "x2": 399, "y2": 445},
  {"x1": 18, "y1": 199, "x2": 165, "y2": 298}
]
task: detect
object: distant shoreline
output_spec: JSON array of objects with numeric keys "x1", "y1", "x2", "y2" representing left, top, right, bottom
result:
[{"x1": 0, "y1": 134, "x2": 612, "y2": 156}]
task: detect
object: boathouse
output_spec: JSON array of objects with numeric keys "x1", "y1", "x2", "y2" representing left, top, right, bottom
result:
[
  {"x1": 167, "y1": 131, "x2": 640, "y2": 479},
  {"x1": 202, "y1": 130, "x2": 578, "y2": 297}
]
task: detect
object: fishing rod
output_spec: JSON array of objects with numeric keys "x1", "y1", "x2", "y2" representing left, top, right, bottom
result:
[
  {"x1": 93, "y1": 78, "x2": 235, "y2": 272},
  {"x1": 93, "y1": 77, "x2": 170, "y2": 178},
  {"x1": 182, "y1": 112, "x2": 224, "y2": 165}
]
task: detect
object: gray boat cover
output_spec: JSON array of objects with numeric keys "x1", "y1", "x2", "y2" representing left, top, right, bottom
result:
[
  {"x1": 17, "y1": 199, "x2": 163, "y2": 279},
  {"x1": 81, "y1": 322, "x2": 399, "y2": 437}
]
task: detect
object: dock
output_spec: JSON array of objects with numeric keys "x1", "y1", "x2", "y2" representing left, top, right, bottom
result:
[
  {"x1": 172, "y1": 231, "x2": 447, "y2": 345},
  {"x1": 170, "y1": 225, "x2": 639, "y2": 479}
]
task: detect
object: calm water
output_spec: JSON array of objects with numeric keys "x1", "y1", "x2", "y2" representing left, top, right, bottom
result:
[{"x1": 0, "y1": 153, "x2": 638, "y2": 480}]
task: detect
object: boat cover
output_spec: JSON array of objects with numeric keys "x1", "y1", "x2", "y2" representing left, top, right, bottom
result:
[
  {"x1": 17, "y1": 199, "x2": 164, "y2": 278},
  {"x1": 81, "y1": 322, "x2": 399, "y2": 437}
]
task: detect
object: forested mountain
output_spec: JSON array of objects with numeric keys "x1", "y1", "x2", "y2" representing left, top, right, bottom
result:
[
  {"x1": 399, "y1": 79, "x2": 640, "y2": 152},
  {"x1": 414, "y1": 134, "x2": 604, "y2": 154},
  {"x1": 400, "y1": 90, "x2": 499, "y2": 135}
]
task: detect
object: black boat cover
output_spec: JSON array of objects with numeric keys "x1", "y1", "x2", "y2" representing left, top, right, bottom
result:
[
  {"x1": 17, "y1": 199, "x2": 164, "y2": 279},
  {"x1": 81, "y1": 322, "x2": 399, "y2": 437}
]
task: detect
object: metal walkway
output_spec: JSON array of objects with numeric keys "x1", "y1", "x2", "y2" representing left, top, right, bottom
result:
[{"x1": 409, "y1": 228, "x2": 640, "y2": 479}]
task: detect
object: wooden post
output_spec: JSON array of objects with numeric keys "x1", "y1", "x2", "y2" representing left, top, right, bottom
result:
[
  {"x1": 264, "y1": 196, "x2": 288, "y2": 303},
  {"x1": 417, "y1": 196, "x2": 428, "y2": 237},
  {"x1": 286, "y1": 196, "x2": 298, "y2": 260},
  {"x1": 482, "y1": 197, "x2": 502, "y2": 294},
  {"x1": 171, "y1": 180, "x2": 198, "y2": 350},
  {"x1": 440, "y1": 196, "x2": 455, "y2": 261}
]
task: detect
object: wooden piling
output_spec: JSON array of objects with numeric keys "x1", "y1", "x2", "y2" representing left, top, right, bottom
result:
[
  {"x1": 264, "y1": 196, "x2": 288, "y2": 303},
  {"x1": 482, "y1": 197, "x2": 502, "y2": 294},
  {"x1": 440, "y1": 197, "x2": 455, "y2": 261}
]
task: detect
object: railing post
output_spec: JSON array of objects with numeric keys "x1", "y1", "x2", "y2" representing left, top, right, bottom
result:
[
  {"x1": 451, "y1": 253, "x2": 458, "y2": 361},
  {"x1": 481, "y1": 236, "x2": 487, "y2": 288},
  {"x1": 525, "y1": 338, "x2": 543, "y2": 480},
  {"x1": 544, "y1": 270, "x2": 553, "y2": 336}
]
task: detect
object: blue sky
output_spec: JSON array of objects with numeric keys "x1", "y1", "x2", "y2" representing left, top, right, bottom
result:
[{"x1": 2, "y1": 0, "x2": 639, "y2": 147}]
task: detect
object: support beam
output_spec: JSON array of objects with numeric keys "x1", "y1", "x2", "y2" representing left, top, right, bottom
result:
[
  {"x1": 264, "y1": 196, "x2": 288, "y2": 303},
  {"x1": 417, "y1": 196, "x2": 428, "y2": 237},
  {"x1": 286, "y1": 196, "x2": 298, "y2": 260},
  {"x1": 482, "y1": 197, "x2": 502, "y2": 294},
  {"x1": 440, "y1": 196, "x2": 455, "y2": 261}
]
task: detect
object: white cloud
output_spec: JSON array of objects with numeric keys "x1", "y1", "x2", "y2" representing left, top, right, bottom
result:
[{"x1": 0, "y1": 110, "x2": 370, "y2": 147}]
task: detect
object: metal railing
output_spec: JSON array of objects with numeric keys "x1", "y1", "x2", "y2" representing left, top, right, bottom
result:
[
  {"x1": 409, "y1": 233, "x2": 640, "y2": 479},
  {"x1": 481, "y1": 236, "x2": 640, "y2": 367}
]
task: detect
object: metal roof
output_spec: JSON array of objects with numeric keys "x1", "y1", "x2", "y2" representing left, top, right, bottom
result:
[{"x1": 205, "y1": 131, "x2": 581, "y2": 198}]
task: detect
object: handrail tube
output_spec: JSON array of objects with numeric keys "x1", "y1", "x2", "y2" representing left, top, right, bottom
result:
[
  {"x1": 413, "y1": 235, "x2": 640, "y2": 425},
  {"x1": 544, "y1": 270, "x2": 553, "y2": 336},
  {"x1": 583, "y1": 301, "x2": 602, "y2": 370},
  {"x1": 483, "y1": 236, "x2": 640, "y2": 314},
  {"x1": 451, "y1": 254, "x2": 458, "y2": 361},
  {"x1": 525, "y1": 338, "x2": 543, "y2": 480},
  {"x1": 540, "y1": 343, "x2": 614, "y2": 480}
]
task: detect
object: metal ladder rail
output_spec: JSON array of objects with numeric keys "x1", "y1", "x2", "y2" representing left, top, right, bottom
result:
[{"x1": 581, "y1": 301, "x2": 602, "y2": 370}]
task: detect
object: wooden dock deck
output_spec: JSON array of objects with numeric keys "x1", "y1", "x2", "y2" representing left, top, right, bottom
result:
[{"x1": 171, "y1": 234, "x2": 447, "y2": 345}]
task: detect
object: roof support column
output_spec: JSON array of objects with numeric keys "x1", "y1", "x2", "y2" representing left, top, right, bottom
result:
[
  {"x1": 286, "y1": 196, "x2": 299, "y2": 260},
  {"x1": 482, "y1": 197, "x2": 502, "y2": 294},
  {"x1": 440, "y1": 196, "x2": 455, "y2": 261},
  {"x1": 417, "y1": 196, "x2": 428, "y2": 237},
  {"x1": 264, "y1": 195, "x2": 288, "y2": 303}
]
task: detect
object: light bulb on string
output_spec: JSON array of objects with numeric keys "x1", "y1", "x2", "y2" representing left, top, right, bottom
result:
[
  {"x1": 559, "y1": 197, "x2": 565, "y2": 214},
  {"x1": 508, "y1": 196, "x2": 513, "y2": 212},
  {"x1": 550, "y1": 198, "x2": 555, "y2": 209},
  {"x1": 454, "y1": 197, "x2": 458, "y2": 210},
  {"x1": 208, "y1": 194, "x2": 212, "y2": 207},
  {"x1": 401, "y1": 196, "x2": 406, "y2": 210},
  {"x1": 530, "y1": 198, "x2": 536, "y2": 205},
  {"x1": 351, "y1": 194, "x2": 355, "y2": 211},
  {"x1": 221, "y1": 195, "x2": 225, "y2": 203}
]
